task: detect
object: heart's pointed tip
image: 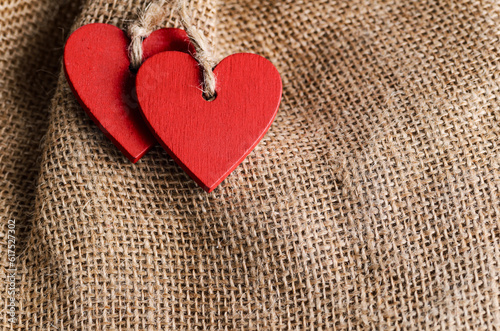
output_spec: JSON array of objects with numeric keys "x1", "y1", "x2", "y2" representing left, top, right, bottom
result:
[
  {"x1": 204, "y1": 186, "x2": 215, "y2": 193},
  {"x1": 195, "y1": 179, "x2": 217, "y2": 193},
  {"x1": 123, "y1": 151, "x2": 141, "y2": 164},
  {"x1": 120, "y1": 143, "x2": 155, "y2": 164},
  {"x1": 128, "y1": 155, "x2": 141, "y2": 164}
]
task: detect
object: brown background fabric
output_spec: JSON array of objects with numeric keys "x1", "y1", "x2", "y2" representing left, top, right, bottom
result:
[{"x1": 1, "y1": 0, "x2": 499, "y2": 329}]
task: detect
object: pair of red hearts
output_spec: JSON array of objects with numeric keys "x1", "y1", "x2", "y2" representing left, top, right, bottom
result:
[{"x1": 64, "y1": 23, "x2": 282, "y2": 192}]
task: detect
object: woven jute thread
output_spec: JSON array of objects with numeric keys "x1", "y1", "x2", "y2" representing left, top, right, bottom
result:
[
  {"x1": 129, "y1": 0, "x2": 217, "y2": 98},
  {"x1": 1, "y1": 0, "x2": 500, "y2": 329}
]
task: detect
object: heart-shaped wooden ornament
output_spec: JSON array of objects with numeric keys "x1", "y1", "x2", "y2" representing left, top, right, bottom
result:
[
  {"x1": 136, "y1": 52, "x2": 282, "y2": 192},
  {"x1": 64, "y1": 23, "x2": 193, "y2": 163}
]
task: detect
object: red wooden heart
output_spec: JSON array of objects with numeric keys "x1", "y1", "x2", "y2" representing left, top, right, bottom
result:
[
  {"x1": 64, "y1": 23, "x2": 193, "y2": 163},
  {"x1": 136, "y1": 52, "x2": 282, "y2": 192}
]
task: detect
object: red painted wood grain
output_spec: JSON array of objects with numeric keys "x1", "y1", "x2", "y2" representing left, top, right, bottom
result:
[{"x1": 136, "y1": 52, "x2": 282, "y2": 192}]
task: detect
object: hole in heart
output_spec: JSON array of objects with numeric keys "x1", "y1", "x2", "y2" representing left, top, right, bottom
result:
[
  {"x1": 129, "y1": 64, "x2": 139, "y2": 75},
  {"x1": 202, "y1": 91, "x2": 218, "y2": 102}
]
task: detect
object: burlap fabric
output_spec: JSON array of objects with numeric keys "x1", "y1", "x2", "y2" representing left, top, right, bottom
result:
[{"x1": 1, "y1": 0, "x2": 499, "y2": 329}]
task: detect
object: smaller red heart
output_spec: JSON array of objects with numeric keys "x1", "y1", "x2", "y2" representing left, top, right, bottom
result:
[
  {"x1": 64, "y1": 23, "x2": 193, "y2": 163},
  {"x1": 136, "y1": 52, "x2": 282, "y2": 192}
]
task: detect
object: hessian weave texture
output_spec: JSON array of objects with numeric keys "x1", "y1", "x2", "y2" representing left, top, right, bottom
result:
[{"x1": 1, "y1": 0, "x2": 499, "y2": 329}]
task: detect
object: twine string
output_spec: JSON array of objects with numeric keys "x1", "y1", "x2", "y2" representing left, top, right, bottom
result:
[
  {"x1": 128, "y1": 0, "x2": 217, "y2": 99},
  {"x1": 128, "y1": 0, "x2": 169, "y2": 70}
]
